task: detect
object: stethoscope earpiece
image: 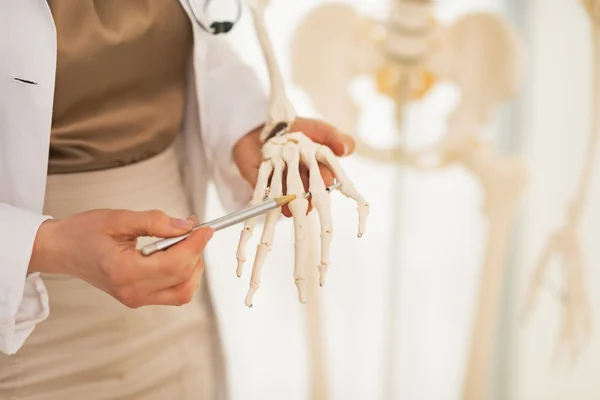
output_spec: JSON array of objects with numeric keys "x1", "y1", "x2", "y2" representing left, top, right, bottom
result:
[{"x1": 187, "y1": 0, "x2": 242, "y2": 35}]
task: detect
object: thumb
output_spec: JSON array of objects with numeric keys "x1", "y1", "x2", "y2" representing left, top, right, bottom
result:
[
  {"x1": 116, "y1": 210, "x2": 197, "y2": 238},
  {"x1": 327, "y1": 130, "x2": 355, "y2": 157},
  {"x1": 293, "y1": 118, "x2": 355, "y2": 157},
  {"x1": 173, "y1": 227, "x2": 215, "y2": 255}
]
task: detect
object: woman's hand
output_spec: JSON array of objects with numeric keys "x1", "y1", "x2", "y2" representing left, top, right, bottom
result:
[
  {"x1": 29, "y1": 210, "x2": 213, "y2": 308},
  {"x1": 233, "y1": 117, "x2": 355, "y2": 216}
]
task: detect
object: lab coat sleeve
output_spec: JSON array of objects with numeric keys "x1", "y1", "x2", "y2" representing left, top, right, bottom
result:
[
  {"x1": 0, "y1": 203, "x2": 51, "y2": 355},
  {"x1": 200, "y1": 36, "x2": 269, "y2": 213}
]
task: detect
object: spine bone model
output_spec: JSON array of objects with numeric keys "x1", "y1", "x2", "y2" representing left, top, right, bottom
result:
[
  {"x1": 377, "y1": 0, "x2": 437, "y2": 123},
  {"x1": 291, "y1": 1, "x2": 529, "y2": 400},
  {"x1": 239, "y1": 1, "x2": 369, "y2": 398}
]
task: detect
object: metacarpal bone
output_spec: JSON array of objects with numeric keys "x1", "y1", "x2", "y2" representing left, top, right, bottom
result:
[{"x1": 236, "y1": 160, "x2": 273, "y2": 277}]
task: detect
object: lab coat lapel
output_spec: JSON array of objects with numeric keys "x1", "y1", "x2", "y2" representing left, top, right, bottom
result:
[
  {"x1": 176, "y1": 0, "x2": 211, "y2": 220},
  {"x1": 0, "y1": 1, "x2": 56, "y2": 212}
]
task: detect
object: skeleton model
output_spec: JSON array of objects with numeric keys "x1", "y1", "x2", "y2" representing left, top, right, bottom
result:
[
  {"x1": 522, "y1": 0, "x2": 598, "y2": 365},
  {"x1": 237, "y1": 1, "x2": 369, "y2": 306},
  {"x1": 292, "y1": 2, "x2": 527, "y2": 400},
  {"x1": 237, "y1": 1, "x2": 369, "y2": 398}
]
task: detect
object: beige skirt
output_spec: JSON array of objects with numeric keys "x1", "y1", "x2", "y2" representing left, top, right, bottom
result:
[{"x1": 0, "y1": 146, "x2": 227, "y2": 400}]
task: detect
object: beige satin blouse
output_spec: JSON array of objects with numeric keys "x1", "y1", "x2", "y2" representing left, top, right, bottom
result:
[{"x1": 47, "y1": 0, "x2": 193, "y2": 174}]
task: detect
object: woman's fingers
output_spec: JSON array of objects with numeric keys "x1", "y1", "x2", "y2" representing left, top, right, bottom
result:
[
  {"x1": 108, "y1": 228, "x2": 213, "y2": 307},
  {"x1": 145, "y1": 256, "x2": 205, "y2": 307},
  {"x1": 114, "y1": 229, "x2": 211, "y2": 308},
  {"x1": 281, "y1": 163, "x2": 335, "y2": 217},
  {"x1": 302, "y1": 164, "x2": 334, "y2": 215},
  {"x1": 142, "y1": 227, "x2": 212, "y2": 278},
  {"x1": 44, "y1": 208, "x2": 214, "y2": 310},
  {"x1": 112, "y1": 209, "x2": 196, "y2": 239},
  {"x1": 319, "y1": 163, "x2": 335, "y2": 187},
  {"x1": 289, "y1": 118, "x2": 356, "y2": 157}
]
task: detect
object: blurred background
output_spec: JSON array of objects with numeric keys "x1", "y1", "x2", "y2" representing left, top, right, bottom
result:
[{"x1": 202, "y1": 0, "x2": 600, "y2": 399}]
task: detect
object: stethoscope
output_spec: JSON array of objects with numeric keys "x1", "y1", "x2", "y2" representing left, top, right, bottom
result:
[{"x1": 186, "y1": 0, "x2": 243, "y2": 35}]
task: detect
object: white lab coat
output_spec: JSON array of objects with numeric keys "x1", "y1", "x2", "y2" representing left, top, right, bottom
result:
[{"x1": 0, "y1": 0, "x2": 266, "y2": 355}]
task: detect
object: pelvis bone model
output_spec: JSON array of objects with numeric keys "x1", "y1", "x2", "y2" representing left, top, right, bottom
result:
[
  {"x1": 291, "y1": 1, "x2": 528, "y2": 400},
  {"x1": 237, "y1": 0, "x2": 369, "y2": 307}
]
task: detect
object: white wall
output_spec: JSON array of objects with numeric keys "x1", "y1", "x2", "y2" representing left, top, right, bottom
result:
[{"x1": 508, "y1": 0, "x2": 600, "y2": 399}]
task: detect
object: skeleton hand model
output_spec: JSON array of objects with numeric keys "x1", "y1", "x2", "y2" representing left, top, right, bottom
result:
[
  {"x1": 239, "y1": 3, "x2": 369, "y2": 399},
  {"x1": 292, "y1": 2, "x2": 526, "y2": 400},
  {"x1": 522, "y1": 0, "x2": 598, "y2": 364},
  {"x1": 522, "y1": 215, "x2": 592, "y2": 364},
  {"x1": 238, "y1": 0, "x2": 369, "y2": 306},
  {"x1": 237, "y1": 133, "x2": 369, "y2": 306}
]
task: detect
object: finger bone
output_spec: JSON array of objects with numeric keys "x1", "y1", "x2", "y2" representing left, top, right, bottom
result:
[
  {"x1": 236, "y1": 160, "x2": 273, "y2": 277},
  {"x1": 282, "y1": 143, "x2": 310, "y2": 303},
  {"x1": 315, "y1": 144, "x2": 370, "y2": 236},
  {"x1": 245, "y1": 156, "x2": 285, "y2": 307}
]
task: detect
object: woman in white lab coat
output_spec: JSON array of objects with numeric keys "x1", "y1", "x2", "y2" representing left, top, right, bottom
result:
[{"x1": 0, "y1": 1, "x2": 353, "y2": 399}]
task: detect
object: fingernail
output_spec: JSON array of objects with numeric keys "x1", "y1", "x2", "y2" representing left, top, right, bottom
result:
[
  {"x1": 343, "y1": 142, "x2": 350, "y2": 156},
  {"x1": 205, "y1": 229, "x2": 215, "y2": 241},
  {"x1": 173, "y1": 218, "x2": 195, "y2": 230}
]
